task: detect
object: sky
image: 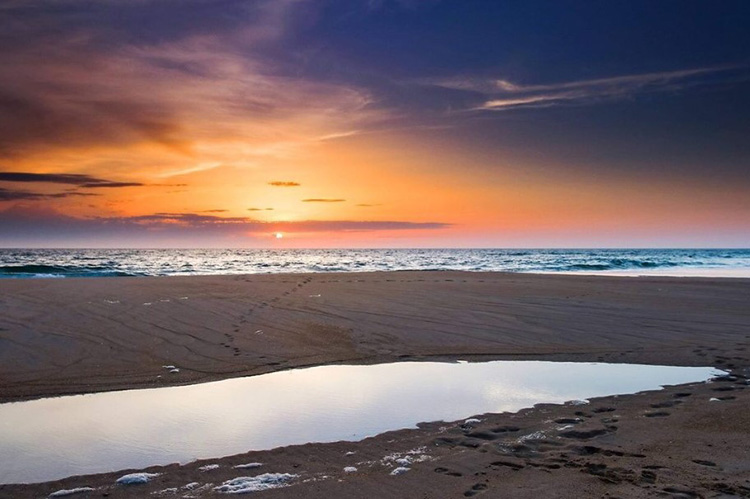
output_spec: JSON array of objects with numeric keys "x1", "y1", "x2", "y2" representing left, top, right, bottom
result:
[{"x1": 0, "y1": 0, "x2": 748, "y2": 248}]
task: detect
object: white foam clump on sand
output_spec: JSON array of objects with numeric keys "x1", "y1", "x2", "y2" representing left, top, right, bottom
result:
[
  {"x1": 116, "y1": 472, "x2": 161, "y2": 485},
  {"x1": 199, "y1": 464, "x2": 220, "y2": 471},
  {"x1": 343, "y1": 466, "x2": 357, "y2": 473},
  {"x1": 152, "y1": 487, "x2": 179, "y2": 495},
  {"x1": 565, "y1": 399, "x2": 589, "y2": 406},
  {"x1": 233, "y1": 462, "x2": 262, "y2": 469},
  {"x1": 214, "y1": 473, "x2": 297, "y2": 494},
  {"x1": 390, "y1": 467, "x2": 410, "y2": 476},
  {"x1": 48, "y1": 487, "x2": 96, "y2": 497},
  {"x1": 169, "y1": 368, "x2": 180, "y2": 374},
  {"x1": 518, "y1": 431, "x2": 547, "y2": 442},
  {"x1": 463, "y1": 418, "x2": 481, "y2": 425},
  {"x1": 382, "y1": 447, "x2": 430, "y2": 466}
]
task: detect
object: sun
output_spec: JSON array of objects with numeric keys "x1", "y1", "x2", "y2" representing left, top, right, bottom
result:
[{"x1": 275, "y1": 232, "x2": 283, "y2": 239}]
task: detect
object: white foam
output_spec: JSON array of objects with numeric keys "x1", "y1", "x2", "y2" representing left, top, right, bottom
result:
[
  {"x1": 152, "y1": 487, "x2": 178, "y2": 495},
  {"x1": 233, "y1": 462, "x2": 262, "y2": 469},
  {"x1": 213, "y1": 473, "x2": 297, "y2": 494},
  {"x1": 463, "y1": 418, "x2": 481, "y2": 425},
  {"x1": 518, "y1": 431, "x2": 547, "y2": 442},
  {"x1": 565, "y1": 399, "x2": 589, "y2": 406},
  {"x1": 169, "y1": 368, "x2": 180, "y2": 374},
  {"x1": 390, "y1": 467, "x2": 409, "y2": 476},
  {"x1": 199, "y1": 464, "x2": 220, "y2": 471},
  {"x1": 343, "y1": 466, "x2": 357, "y2": 473},
  {"x1": 48, "y1": 488, "x2": 95, "y2": 497},
  {"x1": 116, "y1": 472, "x2": 161, "y2": 485}
]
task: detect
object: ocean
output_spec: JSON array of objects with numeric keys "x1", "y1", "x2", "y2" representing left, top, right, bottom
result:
[{"x1": 0, "y1": 248, "x2": 748, "y2": 278}]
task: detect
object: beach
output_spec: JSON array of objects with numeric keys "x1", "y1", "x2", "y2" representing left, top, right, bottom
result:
[{"x1": 1, "y1": 271, "x2": 749, "y2": 497}]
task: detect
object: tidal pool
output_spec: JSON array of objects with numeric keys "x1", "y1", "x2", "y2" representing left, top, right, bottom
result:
[{"x1": 0, "y1": 360, "x2": 722, "y2": 484}]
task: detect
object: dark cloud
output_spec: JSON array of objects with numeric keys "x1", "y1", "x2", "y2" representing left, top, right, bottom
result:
[
  {"x1": 0, "y1": 207, "x2": 450, "y2": 245},
  {"x1": 302, "y1": 198, "x2": 346, "y2": 203},
  {"x1": 0, "y1": 172, "x2": 143, "y2": 188},
  {"x1": 268, "y1": 181, "x2": 301, "y2": 187},
  {"x1": 0, "y1": 186, "x2": 100, "y2": 201},
  {"x1": 268, "y1": 220, "x2": 449, "y2": 232},
  {"x1": 0, "y1": 86, "x2": 185, "y2": 157}
]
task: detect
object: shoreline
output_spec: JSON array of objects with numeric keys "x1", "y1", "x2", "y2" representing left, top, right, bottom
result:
[
  {"x1": 1, "y1": 271, "x2": 749, "y2": 404},
  {"x1": 1, "y1": 271, "x2": 749, "y2": 497},
  {"x1": 3, "y1": 371, "x2": 749, "y2": 498}
]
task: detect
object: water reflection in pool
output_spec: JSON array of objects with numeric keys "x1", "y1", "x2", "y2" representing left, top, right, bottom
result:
[{"x1": 0, "y1": 360, "x2": 721, "y2": 484}]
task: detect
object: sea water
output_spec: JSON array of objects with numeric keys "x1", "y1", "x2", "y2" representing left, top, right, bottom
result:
[{"x1": 0, "y1": 248, "x2": 748, "y2": 278}]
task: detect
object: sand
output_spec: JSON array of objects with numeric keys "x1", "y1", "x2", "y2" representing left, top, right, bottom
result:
[{"x1": 1, "y1": 271, "x2": 749, "y2": 497}]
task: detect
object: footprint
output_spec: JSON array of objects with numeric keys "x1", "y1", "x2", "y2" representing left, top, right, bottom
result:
[
  {"x1": 651, "y1": 400, "x2": 681, "y2": 408},
  {"x1": 641, "y1": 470, "x2": 657, "y2": 484},
  {"x1": 592, "y1": 407, "x2": 616, "y2": 413},
  {"x1": 662, "y1": 486, "x2": 700, "y2": 498},
  {"x1": 434, "y1": 467, "x2": 462, "y2": 477},
  {"x1": 559, "y1": 428, "x2": 609, "y2": 439},
  {"x1": 692, "y1": 459, "x2": 716, "y2": 467},
  {"x1": 464, "y1": 483, "x2": 488, "y2": 497},
  {"x1": 490, "y1": 459, "x2": 524, "y2": 470}
]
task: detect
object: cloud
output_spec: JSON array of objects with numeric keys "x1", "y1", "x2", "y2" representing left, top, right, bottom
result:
[
  {"x1": 302, "y1": 198, "x2": 346, "y2": 203},
  {"x1": 0, "y1": 172, "x2": 143, "y2": 188},
  {"x1": 268, "y1": 181, "x2": 301, "y2": 187},
  {"x1": 0, "y1": 187, "x2": 99, "y2": 201},
  {"x1": 248, "y1": 207, "x2": 274, "y2": 211},
  {"x1": 0, "y1": 2, "x2": 383, "y2": 168},
  {"x1": 426, "y1": 65, "x2": 749, "y2": 112},
  {"x1": 356, "y1": 203, "x2": 381, "y2": 207},
  {"x1": 199, "y1": 209, "x2": 228, "y2": 213},
  {"x1": 0, "y1": 207, "x2": 450, "y2": 244},
  {"x1": 268, "y1": 220, "x2": 449, "y2": 232}
]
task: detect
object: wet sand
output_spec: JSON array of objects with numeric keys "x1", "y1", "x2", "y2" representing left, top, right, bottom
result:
[{"x1": 1, "y1": 271, "x2": 750, "y2": 497}]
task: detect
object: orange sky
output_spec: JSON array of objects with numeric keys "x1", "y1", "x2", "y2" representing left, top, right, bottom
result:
[{"x1": 1, "y1": 0, "x2": 748, "y2": 248}]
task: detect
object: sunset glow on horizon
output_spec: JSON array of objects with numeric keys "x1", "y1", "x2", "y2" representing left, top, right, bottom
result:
[{"x1": 1, "y1": 1, "x2": 748, "y2": 248}]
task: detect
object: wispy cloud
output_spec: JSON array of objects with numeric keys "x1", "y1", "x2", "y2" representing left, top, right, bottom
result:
[
  {"x1": 0, "y1": 187, "x2": 99, "y2": 201},
  {"x1": 428, "y1": 65, "x2": 748, "y2": 111},
  {"x1": 248, "y1": 207, "x2": 274, "y2": 211},
  {"x1": 268, "y1": 181, "x2": 300, "y2": 187},
  {"x1": 0, "y1": 207, "x2": 450, "y2": 242},
  {"x1": 302, "y1": 198, "x2": 346, "y2": 203},
  {"x1": 0, "y1": 172, "x2": 143, "y2": 188},
  {"x1": 0, "y1": 0, "x2": 384, "y2": 176}
]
